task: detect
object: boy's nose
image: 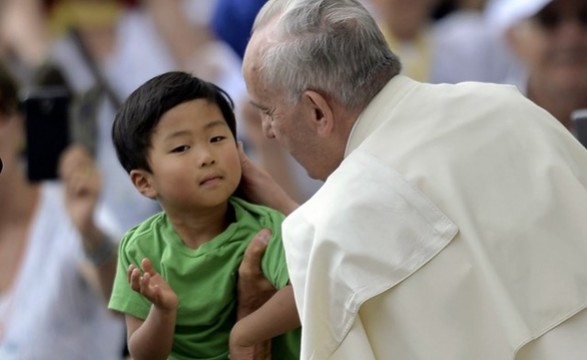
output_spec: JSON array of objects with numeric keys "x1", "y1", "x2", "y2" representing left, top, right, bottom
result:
[
  {"x1": 200, "y1": 158, "x2": 216, "y2": 167},
  {"x1": 198, "y1": 147, "x2": 216, "y2": 167}
]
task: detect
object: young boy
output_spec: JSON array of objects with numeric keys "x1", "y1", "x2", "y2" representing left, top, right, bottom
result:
[{"x1": 108, "y1": 71, "x2": 300, "y2": 359}]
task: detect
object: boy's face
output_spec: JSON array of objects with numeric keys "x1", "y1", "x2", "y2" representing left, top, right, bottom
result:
[{"x1": 134, "y1": 99, "x2": 241, "y2": 211}]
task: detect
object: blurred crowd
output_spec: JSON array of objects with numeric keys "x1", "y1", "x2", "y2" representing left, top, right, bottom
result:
[{"x1": 0, "y1": 0, "x2": 585, "y2": 358}]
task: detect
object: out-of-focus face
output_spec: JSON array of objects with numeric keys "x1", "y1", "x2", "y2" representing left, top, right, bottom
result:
[
  {"x1": 369, "y1": 0, "x2": 438, "y2": 19},
  {"x1": 509, "y1": 0, "x2": 587, "y2": 94},
  {"x1": 368, "y1": 0, "x2": 439, "y2": 31},
  {"x1": 143, "y1": 99, "x2": 241, "y2": 212}
]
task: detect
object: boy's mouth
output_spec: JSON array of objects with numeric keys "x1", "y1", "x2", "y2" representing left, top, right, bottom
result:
[{"x1": 199, "y1": 174, "x2": 223, "y2": 186}]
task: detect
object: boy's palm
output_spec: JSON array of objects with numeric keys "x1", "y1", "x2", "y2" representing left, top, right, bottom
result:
[{"x1": 129, "y1": 258, "x2": 179, "y2": 311}]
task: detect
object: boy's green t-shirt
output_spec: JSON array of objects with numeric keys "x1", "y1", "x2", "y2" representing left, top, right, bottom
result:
[{"x1": 108, "y1": 197, "x2": 300, "y2": 360}]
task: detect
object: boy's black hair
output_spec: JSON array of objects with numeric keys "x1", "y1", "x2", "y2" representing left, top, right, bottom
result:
[{"x1": 112, "y1": 71, "x2": 237, "y2": 173}]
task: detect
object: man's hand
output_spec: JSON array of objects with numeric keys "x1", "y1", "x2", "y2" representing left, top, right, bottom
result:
[
  {"x1": 238, "y1": 144, "x2": 299, "y2": 216},
  {"x1": 237, "y1": 229, "x2": 278, "y2": 320},
  {"x1": 230, "y1": 229, "x2": 277, "y2": 359}
]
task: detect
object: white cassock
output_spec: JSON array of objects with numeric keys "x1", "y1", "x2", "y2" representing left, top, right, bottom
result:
[{"x1": 283, "y1": 76, "x2": 587, "y2": 360}]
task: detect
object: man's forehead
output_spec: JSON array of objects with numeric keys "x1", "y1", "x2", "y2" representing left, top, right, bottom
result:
[
  {"x1": 247, "y1": 15, "x2": 284, "y2": 54},
  {"x1": 243, "y1": 32, "x2": 274, "y2": 81},
  {"x1": 246, "y1": 28, "x2": 272, "y2": 56}
]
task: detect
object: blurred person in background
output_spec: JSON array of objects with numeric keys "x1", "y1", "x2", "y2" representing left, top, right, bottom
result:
[
  {"x1": 431, "y1": 0, "x2": 513, "y2": 83},
  {"x1": 486, "y1": 0, "x2": 587, "y2": 133},
  {"x1": 367, "y1": 0, "x2": 441, "y2": 82},
  {"x1": 0, "y1": 0, "x2": 50, "y2": 80},
  {"x1": 1, "y1": 0, "x2": 248, "y2": 235},
  {"x1": 433, "y1": 0, "x2": 488, "y2": 17},
  {"x1": 366, "y1": 0, "x2": 500, "y2": 83},
  {"x1": 0, "y1": 60, "x2": 124, "y2": 359},
  {"x1": 211, "y1": 0, "x2": 266, "y2": 60}
]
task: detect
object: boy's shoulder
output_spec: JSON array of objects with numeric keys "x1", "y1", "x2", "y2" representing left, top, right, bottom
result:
[
  {"x1": 229, "y1": 196, "x2": 286, "y2": 224},
  {"x1": 120, "y1": 211, "x2": 170, "y2": 246}
]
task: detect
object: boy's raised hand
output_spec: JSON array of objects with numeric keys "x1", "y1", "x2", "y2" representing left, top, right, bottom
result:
[{"x1": 128, "y1": 258, "x2": 179, "y2": 311}]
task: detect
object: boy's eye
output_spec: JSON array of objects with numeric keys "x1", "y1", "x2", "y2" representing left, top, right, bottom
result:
[
  {"x1": 210, "y1": 136, "x2": 226, "y2": 143},
  {"x1": 171, "y1": 145, "x2": 190, "y2": 153}
]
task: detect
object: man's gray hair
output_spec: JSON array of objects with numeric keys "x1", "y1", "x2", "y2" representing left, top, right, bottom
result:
[{"x1": 252, "y1": 0, "x2": 402, "y2": 111}]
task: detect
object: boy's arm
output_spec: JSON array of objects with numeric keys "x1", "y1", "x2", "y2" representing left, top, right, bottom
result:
[
  {"x1": 125, "y1": 258, "x2": 179, "y2": 360},
  {"x1": 126, "y1": 309, "x2": 176, "y2": 360},
  {"x1": 230, "y1": 284, "x2": 300, "y2": 359}
]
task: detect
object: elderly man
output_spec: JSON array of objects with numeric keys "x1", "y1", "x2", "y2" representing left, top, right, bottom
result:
[
  {"x1": 237, "y1": 0, "x2": 587, "y2": 359},
  {"x1": 487, "y1": 0, "x2": 587, "y2": 133}
]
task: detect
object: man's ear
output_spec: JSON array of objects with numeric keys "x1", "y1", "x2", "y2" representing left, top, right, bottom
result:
[
  {"x1": 302, "y1": 90, "x2": 334, "y2": 137},
  {"x1": 130, "y1": 169, "x2": 157, "y2": 199}
]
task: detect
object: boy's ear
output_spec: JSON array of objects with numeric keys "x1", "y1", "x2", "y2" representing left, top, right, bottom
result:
[
  {"x1": 130, "y1": 169, "x2": 157, "y2": 199},
  {"x1": 302, "y1": 90, "x2": 334, "y2": 137}
]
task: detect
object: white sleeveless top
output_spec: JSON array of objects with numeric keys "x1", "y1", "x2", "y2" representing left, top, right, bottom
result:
[{"x1": 0, "y1": 183, "x2": 125, "y2": 360}]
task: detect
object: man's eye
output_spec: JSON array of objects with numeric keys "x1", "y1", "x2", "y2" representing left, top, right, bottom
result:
[
  {"x1": 211, "y1": 136, "x2": 226, "y2": 143},
  {"x1": 261, "y1": 109, "x2": 274, "y2": 119},
  {"x1": 171, "y1": 145, "x2": 190, "y2": 153}
]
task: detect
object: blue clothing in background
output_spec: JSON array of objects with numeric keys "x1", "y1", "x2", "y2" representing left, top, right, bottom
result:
[{"x1": 211, "y1": 0, "x2": 266, "y2": 59}]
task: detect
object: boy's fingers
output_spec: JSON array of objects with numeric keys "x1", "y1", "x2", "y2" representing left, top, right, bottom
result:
[
  {"x1": 127, "y1": 264, "x2": 136, "y2": 280},
  {"x1": 130, "y1": 268, "x2": 141, "y2": 292},
  {"x1": 140, "y1": 272, "x2": 151, "y2": 295},
  {"x1": 141, "y1": 258, "x2": 154, "y2": 275}
]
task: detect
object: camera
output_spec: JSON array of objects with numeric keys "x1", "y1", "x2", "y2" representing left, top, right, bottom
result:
[{"x1": 21, "y1": 86, "x2": 72, "y2": 182}]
